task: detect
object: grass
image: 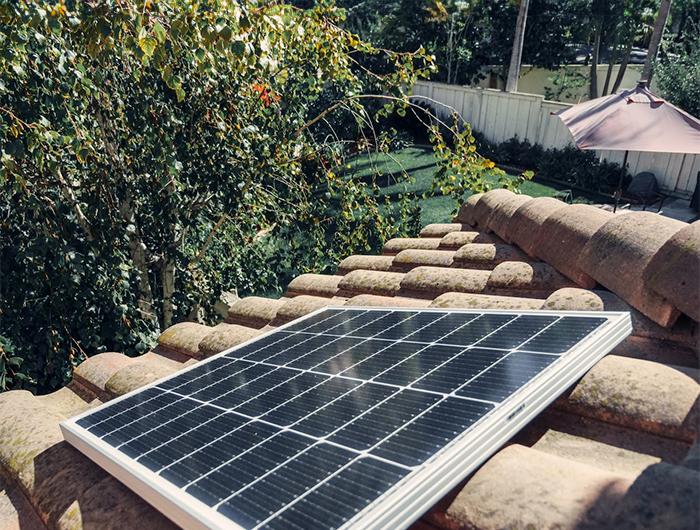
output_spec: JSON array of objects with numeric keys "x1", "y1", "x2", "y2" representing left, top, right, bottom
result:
[{"x1": 345, "y1": 146, "x2": 559, "y2": 227}]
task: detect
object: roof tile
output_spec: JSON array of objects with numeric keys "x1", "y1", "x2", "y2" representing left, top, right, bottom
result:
[
  {"x1": 557, "y1": 355, "x2": 699, "y2": 442},
  {"x1": 271, "y1": 295, "x2": 332, "y2": 325},
  {"x1": 429, "y1": 292, "x2": 543, "y2": 310},
  {"x1": 337, "y1": 270, "x2": 405, "y2": 297},
  {"x1": 534, "y1": 204, "x2": 613, "y2": 288},
  {"x1": 197, "y1": 323, "x2": 262, "y2": 358},
  {"x1": 285, "y1": 273, "x2": 342, "y2": 298},
  {"x1": 644, "y1": 221, "x2": 700, "y2": 323},
  {"x1": 542, "y1": 288, "x2": 604, "y2": 311},
  {"x1": 400, "y1": 266, "x2": 491, "y2": 298},
  {"x1": 344, "y1": 294, "x2": 431, "y2": 308},
  {"x1": 446, "y1": 444, "x2": 631, "y2": 530},
  {"x1": 486, "y1": 261, "x2": 576, "y2": 297},
  {"x1": 0, "y1": 476, "x2": 45, "y2": 530},
  {"x1": 452, "y1": 243, "x2": 531, "y2": 270},
  {"x1": 483, "y1": 193, "x2": 532, "y2": 241},
  {"x1": 155, "y1": 322, "x2": 212, "y2": 359},
  {"x1": 72, "y1": 352, "x2": 137, "y2": 394},
  {"x1": 419, "y1": 223, "x2": 473, "y2": 238},
  {"x1": 580, "y1": 212, "x2": 686, "y2": 327},
  {"x1": 606, "y1": 462, "x2": 699, "y2": 530},
  {"x1": 103, "y1": 358, "x2": 178, "y2": 397},
  {"x1": 438, "y1": 230, "x2": 501, "y2": 249},
  {"x1": 336, "y1": 255, "x2": 396, "y2": 275},
  {"x1": 506, "y1": 197, "x2": 568, "y2": 256},
  {"x1": 382, "y1": 238, "x2": 442, "y2": 255},
  {"x1": 472, "y1": 189, "x2": 519, "y2": 229},
  {"x1": 392, "y1": 249, "x2": 456, "y2": 271},
  {"x1": 453, "y1": 192, "x2": 483, "y2": 225},
  {"x1": 225, "y1": 296, "x2": 285, "y2": 328}
]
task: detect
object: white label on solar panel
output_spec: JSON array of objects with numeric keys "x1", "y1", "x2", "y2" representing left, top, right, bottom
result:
[{"x1": 61, "y1": 308, "x2": 632, "y2": 530}]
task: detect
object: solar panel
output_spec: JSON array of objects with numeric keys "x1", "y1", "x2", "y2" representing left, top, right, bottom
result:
[{"x1": 61, "y1": 307, "x2": 631, "y2": 530}]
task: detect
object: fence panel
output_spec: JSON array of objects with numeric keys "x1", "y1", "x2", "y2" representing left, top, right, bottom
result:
[{"x1": 411, "y1": 81, "x2": 697, "y2": 196}]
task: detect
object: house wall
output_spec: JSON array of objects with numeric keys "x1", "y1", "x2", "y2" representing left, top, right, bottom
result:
[{"x1": 412, "y1": 81, "x2": 699, "y2": 196}]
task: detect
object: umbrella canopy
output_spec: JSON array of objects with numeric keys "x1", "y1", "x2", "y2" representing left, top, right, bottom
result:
[{"x1": 555, "y1": 82, "x2": 700, "y2": 154}]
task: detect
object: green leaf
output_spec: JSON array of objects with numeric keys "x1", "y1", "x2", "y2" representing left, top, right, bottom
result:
[
  {"x1": 153, "y1": 22, "x2": 167, "y2": 44},
  {"x1": 231, "y1": 40, "x2": 245, "y2": 57},
  {"x1": 138, "y1": 36, "x2": 157, "y2": 58}
]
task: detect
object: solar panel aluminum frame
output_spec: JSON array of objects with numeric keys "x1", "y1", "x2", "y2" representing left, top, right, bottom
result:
[{"x1": 60, "y1": 307, "x2": 632, "y2": 530}]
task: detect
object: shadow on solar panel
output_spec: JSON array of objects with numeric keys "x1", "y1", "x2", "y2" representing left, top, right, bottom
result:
[{"x1": 61, "y1": 307, "x2": 631, "y2": 530}]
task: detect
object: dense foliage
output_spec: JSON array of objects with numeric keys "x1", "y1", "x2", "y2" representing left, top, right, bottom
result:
[
  {"x1": 331, "y1": 0, "x2": 591, "y2": 85},
  {"x1": 475, "y1": 134, "x2": 627, "y2": 193},
  {"x1": 657, "y1": 24, "x2": 700, "y2": 118},
  {"x1": 0, "y1": 0, "x2": 504, "y2": 392}
]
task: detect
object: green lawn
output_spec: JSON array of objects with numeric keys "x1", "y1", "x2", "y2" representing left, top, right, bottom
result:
[{"x1": 346, "y1": 146, "x2": 559, "y2": 227}]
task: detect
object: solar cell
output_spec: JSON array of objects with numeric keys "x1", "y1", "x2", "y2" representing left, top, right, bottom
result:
[{"x1": 62, "y1": 307, "x2": 631, "y2": 530}]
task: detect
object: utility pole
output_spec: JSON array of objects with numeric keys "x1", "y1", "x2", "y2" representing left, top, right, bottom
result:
[
  {"x1": 505, "y1": 0, "x2": 530, "y2": 92},
  {"x1": 642, "y1": 0, "x2": 672, "y2": 82}
]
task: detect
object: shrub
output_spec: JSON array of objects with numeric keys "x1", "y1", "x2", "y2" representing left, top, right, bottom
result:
[{"x1": 0, "y1": 1, "x2": 495, "y2": 392}]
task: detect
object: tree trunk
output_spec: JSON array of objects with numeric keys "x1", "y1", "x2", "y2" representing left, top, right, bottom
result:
[
  {"x1": 642, "y1": 0, "x2": 672, "y2": 82},
  {"x1": 589, "y1": 21, "x2": 602, "y2": 99},
  {"x1": 119, "y1": 193, "x2": 157, "y2": 326},
  {"x1": 162, "y1": 259, "x2": 175, "y2": 329},
  {"x1": 505, "y1": 0, "x2": 530, "y2": 92},
  {"x1": 612, "y1": 39, "x2": 633, "y2": 93}
]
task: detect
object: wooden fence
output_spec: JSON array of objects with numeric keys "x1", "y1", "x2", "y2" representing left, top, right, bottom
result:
[{"x1": 412, "y1": 81, "x2": 699, "y2": 196}]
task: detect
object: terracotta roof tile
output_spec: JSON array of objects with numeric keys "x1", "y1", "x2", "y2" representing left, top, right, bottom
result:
[
  {"x1": 400, "y1": 267, "x2": 491, "y2": 298},
  {"x1": 35, "y1": 387, "x2": 97, "y2": 419},
  {"x1": 72, "y1": 352, "x2": 137, "y2": 395},
  {"x1": 644, "y1": 221, "x2": 700, "y2": 323},
  {"x1": 392, "y1": 249, "x2": 456, "y2": 271},
  {"x1": 336, "y1": 254, "x2": 396, "y2": 274},
  {"x1": 382, "y1": 237, "x2": 442, "y2": 255},
  {"x1": 429, "y1": 292, "x2": 544, "y2": 310},
  {"x1": 506, "y1": 196, "x2": 568, "y2": 256},
  {"x1": 452, "y1": 243, "x2": 531, "y2": 270},
  {"x1": 580, "y1": 212, "x2": 686, "y2": 327},
  {"x1": 482, "y1": 192, "x2": 532, "y2": 241},
  {"x1": 336, "y1": 270, "x2": 405, "y2": 297},
  {"x1": 445, "y1": 444, "x2": 632, "y2": 530},
  {"x1": 271, "y1": 295, "x2": 332, "y2": 325},
  {"x1": 285, "y1": 273, "x2": 342, "y2": 298},
  {"x1": 197, "y1": 323, "x2": 262, "y2": 358},
  {"x1": 225, "y1": 296, "x2": 285, "y2": 328},
  {"x1": 0, "y1": 476, "x2": 45, "y2": 530},
  {"x1": 486, "y1": 261, "x2": 577, "y2": 297},
  {"x1": 453, "y1": 192, "x2": 483, "y2": 225},
  {"x1": 534, "y1": 204, "x2": 613, "y2": 288},
  {"x1": 438, "y1": 230, "x2": 501, "y2": 249},
  {"x1": 419, "y1": 223, "x2": 473, "y2": 238},
  {"x1": 103, "y1": 357, "x2": 178, "y2": 397},
  {"x1": 154, "y1": 322, "x2": 213, "y2": 359},
  {"x1": 557, "y1": 355, "x2": 699, "y2": 442},
  {"x1": 472, "y1": 189, "x2": 519, "y2": 229},
  {"x1": 531, "y1": 429, "x2": 662, "y2": 478},
  {"x1": 542, "y1": 287, "x2": 604, "y2": 311},
  {"x1": 344, "y1": 294, "x2": 431, "y2": 308}
]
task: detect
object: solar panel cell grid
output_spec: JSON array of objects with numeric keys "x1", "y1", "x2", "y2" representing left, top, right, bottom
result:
[{"x1": 65, "y1": 307, "x2": 623, "y2": 530}]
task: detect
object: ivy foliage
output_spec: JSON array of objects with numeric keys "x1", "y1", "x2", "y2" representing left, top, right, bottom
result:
[{"x1": 0, "y1": 0, "x2": 498, "y2": 393}]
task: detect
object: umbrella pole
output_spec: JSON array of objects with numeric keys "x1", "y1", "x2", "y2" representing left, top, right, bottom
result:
[{"x1": 613, "y1": 150, "x2": 629, "y2": 213}]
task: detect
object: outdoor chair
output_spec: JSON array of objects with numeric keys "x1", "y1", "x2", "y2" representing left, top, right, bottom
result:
[{"x1": 617, "y1": 171, "x2": 669, "y2": 212}]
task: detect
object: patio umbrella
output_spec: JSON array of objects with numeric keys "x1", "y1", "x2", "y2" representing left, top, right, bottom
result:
[{"x1": 554, "y1": 81, "x2": 700, "y2": 211}]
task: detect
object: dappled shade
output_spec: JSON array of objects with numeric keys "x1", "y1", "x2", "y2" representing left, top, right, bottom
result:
[{"x1": 555, "y1": 83, "x2": 700, "y2": 154}]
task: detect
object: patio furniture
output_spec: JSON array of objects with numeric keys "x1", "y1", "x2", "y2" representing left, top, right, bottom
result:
[{"x1": 617, "y1": 171, "x2": 668, "y2": 211}]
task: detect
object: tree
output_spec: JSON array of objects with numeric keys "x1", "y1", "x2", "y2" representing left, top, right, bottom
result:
[
  {"x1": 1, "y1": 0, "x2": 504, "y2": 392},
  {"x1": 642, "y1": 0, "x2": 672, "y2": 81},
  {"x1": 506, "y1": 0, "x2": 530, "y2": 92},
  {"x1": 656, "y1": 23, "x2": 700, "y2": 117}
]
